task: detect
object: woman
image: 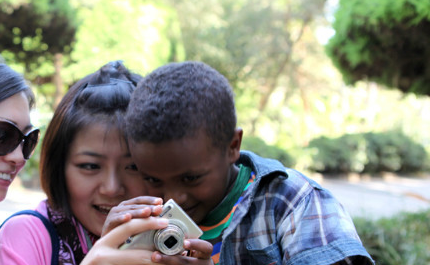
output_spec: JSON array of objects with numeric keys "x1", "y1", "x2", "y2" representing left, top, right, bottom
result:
[
  {"x1": 0, "y1": 63, "x2": 39, "y2": 202},
  {"x1": 0, "y1": 61, "x2": 163, "y2": 265}
]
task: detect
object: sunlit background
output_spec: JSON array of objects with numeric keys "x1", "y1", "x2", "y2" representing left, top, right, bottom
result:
[
  {"x1": 1, "y1": 0, "x2": 429, "y2": 181},
  {"x1": 1, "y1": 0, "x2": 430, "y2": 263}
]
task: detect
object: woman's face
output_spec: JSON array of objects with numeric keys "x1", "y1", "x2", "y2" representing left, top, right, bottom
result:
[
  {"x1": 0, "y1": 92, "x2": 31, "y2": 201},
  {"x1": 65, "y1": 123, "x2": 146, "y2": 236}
]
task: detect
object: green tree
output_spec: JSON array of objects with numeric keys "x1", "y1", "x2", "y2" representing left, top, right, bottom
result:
[
  {"x1": 64, "y1": 0, "x2": 184, "y2": 85},
  {"x1": 326, "y1": 0, "x2": 430, "y2": 96},
  {"x1": 0, "y1": 0, "x2": 78, "y2": 107},
  {"x1": 169, "y1": 0, "x2": 326, "y2": 135}
]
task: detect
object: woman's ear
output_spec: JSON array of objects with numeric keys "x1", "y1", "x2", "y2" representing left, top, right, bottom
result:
[{"x1": 227, "y1": 128, "x2": 243, "y2": 163}]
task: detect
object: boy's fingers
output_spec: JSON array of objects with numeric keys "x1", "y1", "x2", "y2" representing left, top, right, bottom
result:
[
  {"x1": 150, "y1": 239, "x2": 214, "y2": 264},
  {"x1": 119, "y1": 196, "x2": 163, "y2": 206},
  {"x1": 101, "y1": 213, "x2": 132, "y2": 236},
  {"x1": 98, "y1": 217, "x2": 168, "y2": 248},
  {"x1": 110, "y1": 206, "x2": 153, "y2": 218},
  {"x1": 108, "y1": 204, "x2": 163, "y2": 220},
  {"x1": 152, "y1": 253, "x2": 214, "y2": 265},
  {"x1": 184, "y1": 239, "x2": 213, "y2": 259},
  {"x1": 151, "y1": 252, "x2": 183, "y2": 265},
  {"x1": 102, "y1": 201, "x2": 164, "y2": 237}
]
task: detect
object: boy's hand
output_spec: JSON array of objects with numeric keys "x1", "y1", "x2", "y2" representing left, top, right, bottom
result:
[
  {"x1": 151, "y1": 239, "x2": 214, "y2": 265},
  {"x1": 102, "y1": 196, "x2": 164, "y2": 236}
]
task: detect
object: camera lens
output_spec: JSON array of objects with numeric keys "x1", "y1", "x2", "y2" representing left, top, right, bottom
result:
[
  {"x1": 153, "y1": 224, "x2": 185, "y2": 255},
  {"x1": 164, "y1": 236, "x2": 178, "y2": 249}
]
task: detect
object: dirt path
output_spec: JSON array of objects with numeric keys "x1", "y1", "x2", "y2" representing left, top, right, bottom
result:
[{"x1": 315, "y1": 173, "x2": 430, "y2": 220}]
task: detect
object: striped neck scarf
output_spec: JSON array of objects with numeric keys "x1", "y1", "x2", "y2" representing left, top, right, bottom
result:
[
  {"x1": 199, "y1": 165, "x2": 255, "y2": 264},
  {"x1": 47, "y1": 203, "x2": 99, "y2": 264}
]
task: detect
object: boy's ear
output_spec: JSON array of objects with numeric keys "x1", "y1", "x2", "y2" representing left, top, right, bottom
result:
[{"x1": 227, "y1": 128, "x2": 243, "y2": 163}]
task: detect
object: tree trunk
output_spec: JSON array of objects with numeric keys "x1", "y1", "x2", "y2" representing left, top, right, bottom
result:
[
  {"x1": 249, "y1": 58, "x2": 289, "y2": 135},
  {"x1": 364, "y1": 81, "x2": 379, "y2": 130},
  {"x1": 53, "y1": 53, "x2": 64, "y2": 109},
  {"x1": 249, "y1": 20, "x2": 310, "y2": 136},
  {"x1": 299, "y1": 84, "x2": 312, "y2": 146}
]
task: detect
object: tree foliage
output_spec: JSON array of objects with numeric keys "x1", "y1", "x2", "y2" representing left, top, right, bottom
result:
[
  {"x1": 308, "y1": 130, "x2": 428, "y2": 174},
  {"x1": 0, "y1": 0, "x2": 79, "y2": 108},
  {"x1": 64, "y1": 0, "x2": 184, "y2": 84},
  {"x1": 0, "y1": 0, "x2": 77, "y2": 76},
  {"x1": 326, "y1": 0, "x2": 430, "y2": 96},
  {"x1": 355, "y1": 210, "x2": 430, "y2": 265},
  {"x1": 2, "y1": 0, "x2": 429, "y2": 184},
  {"x1": 169, "y1": 0, "x2": 326, "y2": 134},
  {"x1": 242, "y1": 136, "x2": 295, "y2": 167}
]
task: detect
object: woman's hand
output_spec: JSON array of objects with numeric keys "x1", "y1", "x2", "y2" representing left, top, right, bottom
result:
[
  {"x1": 102, "y1": 196, "x2": 163, "y2": 236},
  {"x1": 81, "y1": 217, "x2": 168, "y2": 265}
]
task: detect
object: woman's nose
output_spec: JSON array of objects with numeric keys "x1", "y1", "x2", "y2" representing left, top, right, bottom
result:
[
  {"x1": 3, "y1": 144, "x2": 25, "y2": 166},
  {"x1": 99, "y1": 170, "x2": 125, "y2": 197}
]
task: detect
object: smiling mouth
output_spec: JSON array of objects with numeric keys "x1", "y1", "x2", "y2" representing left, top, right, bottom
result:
[
  {"x1": 184, "y1": 204, "x2": 199, "y2": 216},
  {"x1": 93, "y1": 205, "x2": 112, "y2": 215},
  {"x1": 0, "y1": 173, "x2": 12, "y2": 181}
]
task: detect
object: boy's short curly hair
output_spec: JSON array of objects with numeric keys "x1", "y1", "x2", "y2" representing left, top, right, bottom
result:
[{"x1": 126, "y1": 61, "x2": 237, "y2": 149}]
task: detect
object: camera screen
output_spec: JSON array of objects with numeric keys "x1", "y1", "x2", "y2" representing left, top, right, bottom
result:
[{"x1": 164, "y1": 236, "x2": 178, "y2": 249}]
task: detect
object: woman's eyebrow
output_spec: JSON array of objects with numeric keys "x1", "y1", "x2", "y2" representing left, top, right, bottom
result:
[
  {"x1": 76, "y1": 151, "x2": 104, "y2": 158},
  {"x1": 24, "y1": 124, "x2": 33, "y2": 132}
]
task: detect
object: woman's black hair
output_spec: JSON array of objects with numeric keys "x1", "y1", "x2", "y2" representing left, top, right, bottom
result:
[
  {"x1": 0, "y1": 63, "x2": 35, "y2": 108},
  {"x1": 40, "y1": 61, "x2": 142, "y2": 215}
]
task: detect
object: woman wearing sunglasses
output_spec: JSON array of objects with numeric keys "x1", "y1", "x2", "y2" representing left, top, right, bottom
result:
[
  {"x1": 0, "y1": 61, "x2": 164, "y2": 265},
  {"x1": 0, "y1": 63, "x2": 39, "y2": 202}
]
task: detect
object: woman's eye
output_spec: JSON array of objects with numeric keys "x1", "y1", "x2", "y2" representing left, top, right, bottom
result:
[{"x1": 77, "y1": 163, "x2": 100, "y2": 170}]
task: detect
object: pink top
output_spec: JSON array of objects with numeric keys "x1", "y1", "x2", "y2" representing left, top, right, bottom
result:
[{"x1": 0, "y1": 201, "x2": 52, "y2": 265}]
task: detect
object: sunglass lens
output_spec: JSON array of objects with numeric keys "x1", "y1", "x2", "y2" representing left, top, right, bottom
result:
[
  {"x1": 22, "y1": 129, "x2": 40, "y2": 159},
  {"x1": 0, "y1": 122, "x2": 22, "y2": 156}
]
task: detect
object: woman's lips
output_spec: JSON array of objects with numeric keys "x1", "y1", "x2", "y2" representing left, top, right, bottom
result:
[
  {"x1": 93, "y1": 205, "x2": 114, "y2": 215},
  {"x1": 0, "y1": 173, "x2": 13, "y2": 188}
]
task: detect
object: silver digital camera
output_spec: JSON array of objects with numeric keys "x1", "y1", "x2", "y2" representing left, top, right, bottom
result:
[{"x1": 120, "y1": 199, "x2": 203, "y2": 255}]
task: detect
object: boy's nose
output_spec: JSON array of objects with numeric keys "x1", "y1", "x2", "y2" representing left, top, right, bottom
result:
[{"x1": 164, "y1": 189, "x2": 187, "y2": 205}]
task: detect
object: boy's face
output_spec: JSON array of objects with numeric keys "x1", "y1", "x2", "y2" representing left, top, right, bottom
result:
[{"x1": 129, "y1": 129, "x2": 242, "y2": 224}]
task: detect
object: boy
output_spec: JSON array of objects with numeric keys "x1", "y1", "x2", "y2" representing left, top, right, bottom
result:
[{"x1": 125, "y1": 61, "x2": 374, "y2": 264}]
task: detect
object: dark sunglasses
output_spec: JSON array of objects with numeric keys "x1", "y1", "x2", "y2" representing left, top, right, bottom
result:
[{"x1": 0, "y1": 120, "x2": 40, "y2": 159}]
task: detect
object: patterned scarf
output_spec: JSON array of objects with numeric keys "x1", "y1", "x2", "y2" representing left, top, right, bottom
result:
[
  {"x1": 199, "y1": 165, "x2": 256, "y2": 264},
  {"x1": 47, "y1": 203, "x2": 99, "y2": 265}
]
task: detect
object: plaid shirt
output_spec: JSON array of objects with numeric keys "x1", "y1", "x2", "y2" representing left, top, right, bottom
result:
[{"x1": 218, "y1": 151, "x2": 374, "y2": 265}]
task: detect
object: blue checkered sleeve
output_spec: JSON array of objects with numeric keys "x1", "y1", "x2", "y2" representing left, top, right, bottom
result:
[{"x1": 226, "y1": 168, "x2": 374, "y2": 265}]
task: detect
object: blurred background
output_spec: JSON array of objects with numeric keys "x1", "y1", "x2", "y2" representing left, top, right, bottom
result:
[{"x1": 1, "y1": 0, "x2": 430, "y2": 263}]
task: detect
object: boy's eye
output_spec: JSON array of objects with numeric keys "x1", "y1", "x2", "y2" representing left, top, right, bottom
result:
[
  {"x1": 144, "y1": 177, "x2": 161, "y2": 184},
  {"x1": 77, "y1": 163, "x2": 100, "y2": 170},
  {"x1": 182, "y1": 175, "x2": 201, "y2": 183},
  {"x1": 126, "y1": 163, "x2": 138, "y2": 171}
]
